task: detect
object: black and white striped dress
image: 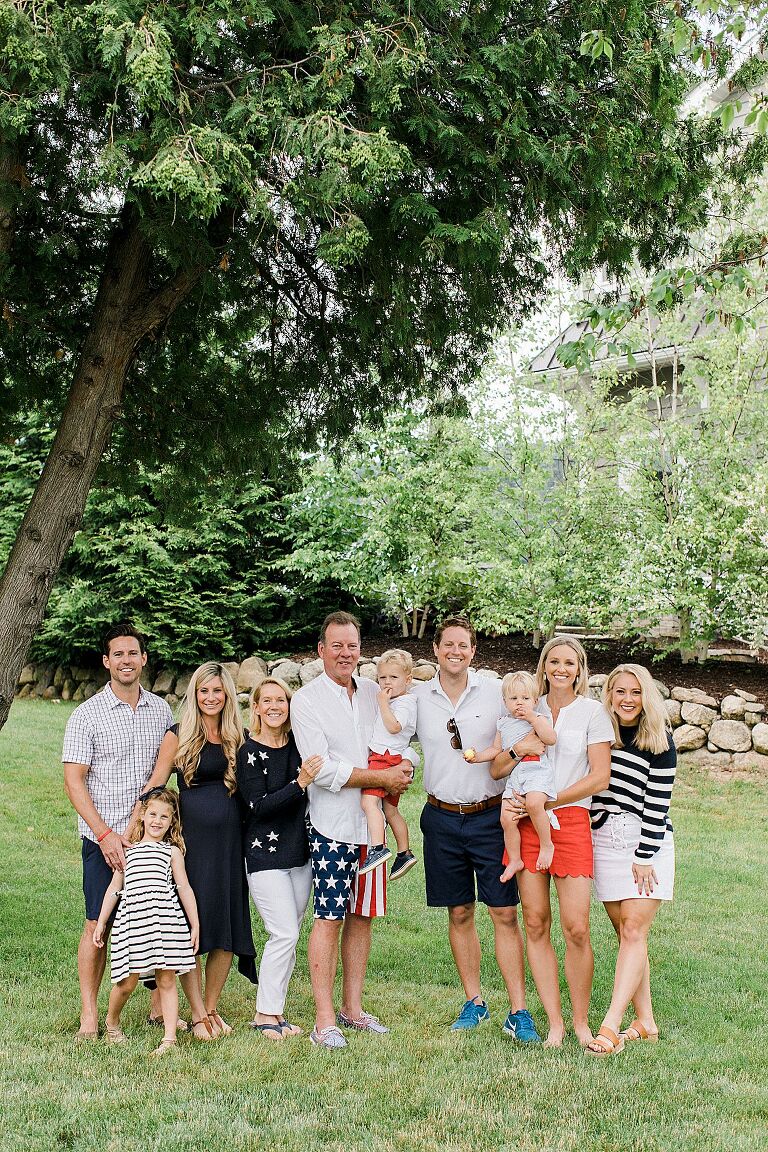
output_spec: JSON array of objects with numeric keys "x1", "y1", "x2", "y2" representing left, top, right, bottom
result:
[{"x1": 110, "y1": 842, "x2": 196, "y2": 982}]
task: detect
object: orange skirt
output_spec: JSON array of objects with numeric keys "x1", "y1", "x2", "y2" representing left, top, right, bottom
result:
[{"x1": 517, "y1": 805, "x2": 593, "y2": 878}]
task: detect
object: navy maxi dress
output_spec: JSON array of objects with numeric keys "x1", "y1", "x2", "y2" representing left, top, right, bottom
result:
[{"x1": 175, "y1": 732, "x2": 257, "y2": 983}]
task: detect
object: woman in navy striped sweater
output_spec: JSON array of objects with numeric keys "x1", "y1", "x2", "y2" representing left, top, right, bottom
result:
[{"x1": 586, "y1": 664, "x2": 676, "y2": 1055}]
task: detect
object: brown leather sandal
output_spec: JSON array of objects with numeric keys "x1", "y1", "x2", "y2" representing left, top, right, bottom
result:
[
  {"x1": 586, "y1": 1026, "x2": 625, "y2": 1056},
  {"x1": 191, "y1": 1017, "x2": 215, "y2": 1040},
  {"x1": 620, "y1": 1019, "x2": 659, "y2": 1043}
]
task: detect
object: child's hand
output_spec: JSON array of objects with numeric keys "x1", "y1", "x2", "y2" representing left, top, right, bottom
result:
[
  {"x1": 190, "y1": 923, "x2": 200, "y2": 953},
  {"x1": 93, "y1": 924, "x2": 105, "y2": 948},
  {"x1": 377, "y1": 686, "x2": 393, "y2": 707},
  {"x1": 463, "y1": 748, "x2": 477, "y2": 763},
  {"x1": 513, "y1": 701, "x2": 535, "y2": 721}
]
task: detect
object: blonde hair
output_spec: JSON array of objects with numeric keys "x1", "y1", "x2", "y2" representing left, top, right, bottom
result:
[
  {"x1": 377, "y1": 649, "x2": 414, "y2": 677},
  {"x1": 501, "y1": 670, "x2": 537, "y2": 700},
  {"x1": 131, "y1": 787, "x2": 186, "y2": 853},
  {"x1": 602, "y1": 664, "x2": 671, "y2": 755},
  {"x1": 535, "y1": 635, "x2": 589, "y2": 699},
  {"x1": 176, "y1": 662, "x2": 243, "y2": 794},
  {"x1": 249, "y1": 676, "x2": 292, "y2": 738}
]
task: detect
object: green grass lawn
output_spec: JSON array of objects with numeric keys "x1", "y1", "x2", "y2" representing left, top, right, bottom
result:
[{"x1": 1, "y1": 699, "x2": 767, "y2": 1152}]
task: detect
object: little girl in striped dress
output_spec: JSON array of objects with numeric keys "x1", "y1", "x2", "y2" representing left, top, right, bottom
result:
[{"x1": 93, "y1": 787, "x2": 199, "y2": 1055}]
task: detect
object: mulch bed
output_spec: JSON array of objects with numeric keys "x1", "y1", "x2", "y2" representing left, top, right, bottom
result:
[{"x1": 293, "y1": 631, "x2": 768, "y2": 705}]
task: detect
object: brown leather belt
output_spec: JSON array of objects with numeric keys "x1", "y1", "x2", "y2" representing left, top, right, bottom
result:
[{"x1": 427, "y1": 794, "x2": 503, "y2": 816}]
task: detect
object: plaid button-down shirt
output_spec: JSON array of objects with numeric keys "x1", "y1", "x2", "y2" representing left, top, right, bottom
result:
[{"x1": 62, "y1": 684, "x2": 173, "y2": 841}]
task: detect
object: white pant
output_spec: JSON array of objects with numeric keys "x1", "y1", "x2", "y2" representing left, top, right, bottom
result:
[{"x1": 247, "y1": 864, "x2": 312, "y2": 1015}]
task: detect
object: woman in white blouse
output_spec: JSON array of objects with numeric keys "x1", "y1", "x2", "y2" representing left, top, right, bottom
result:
[{"x1": 492, "y1": 636, "x2": 612, "y2": 1047}]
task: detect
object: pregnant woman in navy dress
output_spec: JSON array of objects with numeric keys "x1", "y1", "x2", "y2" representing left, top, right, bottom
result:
[{"x1": 142, "y1": 661, "x2": 257, "y2": 1039}]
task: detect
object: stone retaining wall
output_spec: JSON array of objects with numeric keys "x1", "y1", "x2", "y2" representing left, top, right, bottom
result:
[{"x1": 15, "y1": 655, "x2": 767, "y2": 772}]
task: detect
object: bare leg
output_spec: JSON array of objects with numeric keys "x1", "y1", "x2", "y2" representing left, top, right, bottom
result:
[
  {"x1": 447, "y1": 903, "x2": 482, "y2": 1001},
  {"x1": 105, "y1": 974, "x2": 139, "y2": 1034},
  {"x1": 500, "y1": 805, "x2": 524, "y2": 881},
  {"x1": 553, "y1": 874, "x2": 594, "y2": 1045},
  {"x1": 153, "y1": 970, "x2": 179, "y2": 1045},
  {"x1": 603, "y1": 901, "x2": 657, "y2": 1033},
  {"x1": 180, "y1": 962, "x2": 213, "y2": 1038},
  {"x1": 525, "y1": 793, "x2": 554, "y2": 872},
  {"x1": 599, "y1": 899, "x2": 661, "y2": 1037},
  {"x1": 340, "y1": 912, "x2": 373, "y2": 1021},
  {"x1": 361, "y1": 794, "x2": 386, "y2": 844},
  {"x1": 203, "y1": 949, "x2": 234, "y2": 1031},
  {"x1": 383, "y1": 800, "x2": 409, "y2": 853},
  {"x1": 77, "y1": 920, "x2": 107, "y2": 1035},
  {"x1": 487, "y1": 905, "x2": 526, "y2": 1012},
  {"x1": 517, "y1": 870, "x2": 564, "y2": 1046},
  {"x1": 308, "y1": 917, "x2": 343, "y2": 1031}
]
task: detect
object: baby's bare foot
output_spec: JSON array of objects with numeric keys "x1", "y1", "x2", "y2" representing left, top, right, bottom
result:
[
  {"x1": 500, "y1": 860, "x2": 524, "y2": 882},
  {"x1": 536, "y1": 844, "x2": 554, "y2": 872}
]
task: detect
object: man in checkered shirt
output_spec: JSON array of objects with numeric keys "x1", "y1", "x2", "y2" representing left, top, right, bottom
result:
[{"x1": 63, "y1": 623, "x2": 173, "y2": 1039}]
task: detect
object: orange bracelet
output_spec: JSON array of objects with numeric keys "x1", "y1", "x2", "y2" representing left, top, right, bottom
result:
[{"x1": 96, "y1": 828, "x2": 112, "y2": 843}]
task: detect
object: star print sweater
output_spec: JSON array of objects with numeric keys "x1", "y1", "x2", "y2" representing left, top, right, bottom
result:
[{"x1": 236, "y1": 733, "x2": 310, "y2": 873}]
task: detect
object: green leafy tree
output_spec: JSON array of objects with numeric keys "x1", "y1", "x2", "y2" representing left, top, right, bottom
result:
[
  {"x1": 0, "y1": 413, "x2": 341, "y2": 665},
  {"x1": 608, "y1": 321, "x2": 768, "y2": 660},
  {"x1": 466, "y1": 376, "x2": 627, "y2": 643},
  {"x1": 286, "y1": 409, "x2": 497, "y2": 635},
  {"x1": 0, "y1": 0, "x2": 719, "y2": 726}
]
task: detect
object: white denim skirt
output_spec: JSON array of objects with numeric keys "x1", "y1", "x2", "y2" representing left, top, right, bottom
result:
[{"x1": 592, "y1": 813, "x2": 675, "y2": 902}]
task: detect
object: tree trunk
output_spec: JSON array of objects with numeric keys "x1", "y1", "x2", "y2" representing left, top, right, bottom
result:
[
  {"x1": 0, "y1": 205, "x2": 203, "y2": 730},
  {"x1": 417, "y1": 604, "x2": 430, "y2": 639},
  {"x1": 400, "y1": 611, "x2": 409, "y2": 638},
  {"x1": 0, "y1": 140, "x2": 23, "y2": 321},
  {"x1": 411, "y1": 607, "x2": 418, "y2": 637}
]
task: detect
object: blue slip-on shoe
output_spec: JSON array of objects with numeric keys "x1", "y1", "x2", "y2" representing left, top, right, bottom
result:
[
  {"x1": 450, "y1": 999, "x2": 490, "y2": 1031},
  {"x1": 502, "y1": 1008, "x2": 542, "y2": 1043},
  {"x1": 358, "y1": 844, "x2": 393, "y2": 876}
]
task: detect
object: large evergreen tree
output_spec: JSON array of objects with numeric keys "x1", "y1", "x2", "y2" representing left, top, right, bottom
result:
[{"x1": 0, "y1": 1, "x2": 717, "y2": 727}]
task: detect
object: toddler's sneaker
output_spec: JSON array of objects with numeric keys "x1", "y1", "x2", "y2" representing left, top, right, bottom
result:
[
  {"x1": 390, "y1": 850, "x2": 417, "y2": 879},
  {"x1": 358, "y1": 844, "x2": 392, "y2": 875},
  {"x1": 502, "y1": 1009, "x2": 542, "y2": 1043},
  {"x1": 450, "y1": 999, "x2": 490, "y2": 1031}
]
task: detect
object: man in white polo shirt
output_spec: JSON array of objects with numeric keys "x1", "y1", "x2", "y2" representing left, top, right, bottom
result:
[
  {"x1": 291, "y1": 611, "x2": 413, "y2": 1050},
  {"x1": 413, "y1": 616, "x2": 543, "y2": 1039}
]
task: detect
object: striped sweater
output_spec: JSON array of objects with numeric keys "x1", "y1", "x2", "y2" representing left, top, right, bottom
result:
[{"x1": 591, "y1": 726, "x2": 676, "y2": 862}]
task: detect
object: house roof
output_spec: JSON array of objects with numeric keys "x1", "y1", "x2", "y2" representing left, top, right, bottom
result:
[{"x1": 528, "y1": 312, "x2": 711, "y2": 377}]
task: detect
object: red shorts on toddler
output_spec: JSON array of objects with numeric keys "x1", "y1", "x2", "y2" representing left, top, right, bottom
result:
[{"x1": 363, "y1": 749, "x2": 403, "y2": 806}]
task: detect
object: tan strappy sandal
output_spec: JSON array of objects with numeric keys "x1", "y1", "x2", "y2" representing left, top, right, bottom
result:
[{"x1": 586, "y1": 1026, "x2": 625, "y2": 1056}]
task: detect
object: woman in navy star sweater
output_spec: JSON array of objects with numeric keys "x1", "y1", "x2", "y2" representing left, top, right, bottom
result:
[{"x1": 236, "y1": 676, "x2": 322, "y2": 1040}]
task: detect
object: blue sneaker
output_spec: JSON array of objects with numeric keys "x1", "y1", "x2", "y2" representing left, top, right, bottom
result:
[
  {"x1": 450, "y1": 999, "x2": 490, "y2": 1031},
  {"x1": 502, "y1": 1008, "x2": 542, "y2": 1043}
]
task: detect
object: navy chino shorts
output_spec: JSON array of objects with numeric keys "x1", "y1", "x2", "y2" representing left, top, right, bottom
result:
[
  {"x1": 419, "y1": 801, "x2": 520, "y2": 909},
  {"x1": 82, "y1": 837, "x2": 116, "y2": 921}
]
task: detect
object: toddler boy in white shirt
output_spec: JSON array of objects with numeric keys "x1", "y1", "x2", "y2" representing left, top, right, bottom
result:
[{"x1": 359, "y1": 649, "x2": 418, "y2": 879}]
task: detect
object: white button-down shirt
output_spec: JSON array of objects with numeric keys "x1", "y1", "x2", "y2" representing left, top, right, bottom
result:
[
  {"x1": 291, "y1": 673, "x2": 379, "y2": 844},
  {"x1": 536, "y1": 694, "x2": 614, "y2": 809},
  {"x1": 62, "y1": 684, "x2": 173, "y2": 840},
  {"x1": 412, "y1": 669, "x2": 507, "y2": 805}
]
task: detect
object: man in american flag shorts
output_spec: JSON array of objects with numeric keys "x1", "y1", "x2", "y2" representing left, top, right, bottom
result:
[{"x1": 291, "y1": 611, "x2": 414, "y2": 1050}]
